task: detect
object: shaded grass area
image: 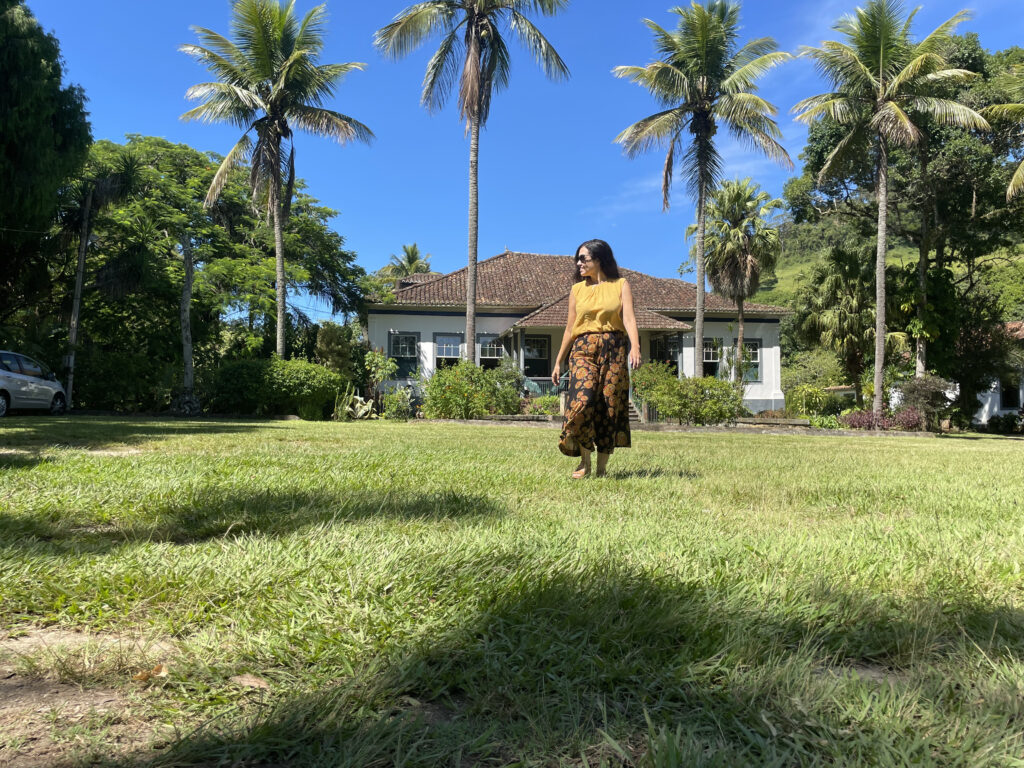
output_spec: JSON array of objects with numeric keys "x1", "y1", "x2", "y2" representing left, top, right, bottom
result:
[{"x1": 1, "y1": 416, "x2": 1023, "y2": 766}]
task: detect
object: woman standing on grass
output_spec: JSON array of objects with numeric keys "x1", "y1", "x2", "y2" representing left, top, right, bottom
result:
[{"x1": 552, "y1": 239, "x2": 641, "y2": 478}]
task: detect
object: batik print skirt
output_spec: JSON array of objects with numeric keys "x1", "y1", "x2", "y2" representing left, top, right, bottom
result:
[{"x1": 558, "y1": 331, "x2": 632, "y2": 457}]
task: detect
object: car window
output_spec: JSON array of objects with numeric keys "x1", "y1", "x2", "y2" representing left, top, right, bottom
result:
[
  {"x1": 0, "y1": 353, "x2": 19, "y2": 373},
  {"x1": 17, "y1": 355, "x2": 44, "y2": 378}
]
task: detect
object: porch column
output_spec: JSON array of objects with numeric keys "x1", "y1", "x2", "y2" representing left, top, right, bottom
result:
[{"x1": 676, "y1": 333, "x2": 684, "y2": 379}]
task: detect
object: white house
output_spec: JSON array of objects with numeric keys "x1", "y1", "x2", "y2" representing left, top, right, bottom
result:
[
  {"x1": 367, "y1": 250, "x2": 788, "y2": 413},
  {"x1": 974, "y1": 321, "x2": 1024, "y2": 425}
]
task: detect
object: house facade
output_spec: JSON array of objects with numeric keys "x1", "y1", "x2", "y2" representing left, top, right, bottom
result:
[
  {"x1": 973, "y1": 321, "x2": 1024, "y2": 424},
  {"x1": 367, "y1": 250, "x2": 788, "y2": 413}
]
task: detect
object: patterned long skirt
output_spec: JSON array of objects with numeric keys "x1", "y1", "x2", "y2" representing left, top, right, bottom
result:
[{"x1": 558, "y1": 331, "x2": 632, "y2": 457}]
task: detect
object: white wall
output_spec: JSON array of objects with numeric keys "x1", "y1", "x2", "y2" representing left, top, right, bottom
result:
[
  {"x1": 974, "y1": 374, "x2": 1023, "y2": 424},
  {"x1": 369, "y1": 312, "x2": 785, "y2": 411},
  {"x1": 367, "y1": 312, "x2": 521, "y2": 380}
]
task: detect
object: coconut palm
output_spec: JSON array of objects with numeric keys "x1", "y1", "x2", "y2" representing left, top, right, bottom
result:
[
  {"x1": 614, "y1": 1, "x2": 792, "y2": 377},
  {"x1": 384, "y1": 243, "x2": 433, "y2": 282},
  {"x1": 983, "y1": 65, "x2": 1024, "y2": 202},
  {"x1": 181, "y1": 0, "x2": 373, "y2": 357},
  {"x1": 374, "y1": 1, "x2": 569, "y2": 363},
  {"x1": 689, "y1": 178, "x2": 782, "y2": 381},
  {"x1": 793, "y1": 0, "x2": 987, "y2": 414}
]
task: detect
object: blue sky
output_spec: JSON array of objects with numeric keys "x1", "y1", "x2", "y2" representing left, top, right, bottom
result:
[{"x1": 30, "y1": 0, "x2": 1022, "y2": 319}]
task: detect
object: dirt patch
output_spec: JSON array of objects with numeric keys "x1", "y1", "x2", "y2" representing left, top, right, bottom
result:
[
  {"x1": 83, "y1": 448, "x2": 143, "y2": 456},
  {"x1": 0, "y1": 629, "x2": 174, "y2": 767}
]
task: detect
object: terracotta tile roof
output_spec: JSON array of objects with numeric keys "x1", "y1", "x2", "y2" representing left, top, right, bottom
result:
[
  {"x1": 514, "y1": 295, "x2": 691, "y2": 331},
  {"x1": 1006, "y1": 321, "x2": 1024, "y2": 340},
  {"x1": 396, "y1": 272, "x2": 442, "y2": 289},
  {"x1": 380, "y1": 250, "x2": 788, "y2": 317}
]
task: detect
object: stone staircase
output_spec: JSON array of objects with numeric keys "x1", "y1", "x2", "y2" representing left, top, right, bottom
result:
[{"x1": 628, "y1": 401, "x2": 642, "y2": 424}]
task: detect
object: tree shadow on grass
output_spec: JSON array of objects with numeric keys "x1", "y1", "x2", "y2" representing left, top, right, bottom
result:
[
  {"x1": 122, "y1": 562, "x2": 1024, "y2": 767},
  {"x1": 0, "y1": 414, "x2": 277, "y2": 452},
  {"x1": 0, "y1": 487, "x2": 505, "y2": 555}
]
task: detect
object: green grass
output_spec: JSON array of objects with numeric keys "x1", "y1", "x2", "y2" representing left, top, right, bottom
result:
[{"x1": 2, "y1": 416, "x2": 1024, "y2": 767}]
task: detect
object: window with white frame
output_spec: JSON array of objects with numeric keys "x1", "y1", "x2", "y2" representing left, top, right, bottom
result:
[
  {"x1": 433, "y1": 332, "x2": 463, "y2": 369},
  {"x1": 650, "y1": 335, "x2": 681, "y2": 368},
  {"x1": 478, "y1": 333, "x2": 504, "y2": 370},
  {"x1": 733, "y1": 338, "x2": 761, "y2": 382},
  {"x1": 702, "y1": 339, "x2": 722, "y2": 378},
  {"x1": 524, "y1": 335, "x2": 550, "y2": 377},
  {"x1": 388, "y1": 332, "x2": 420, "y2": 378}
]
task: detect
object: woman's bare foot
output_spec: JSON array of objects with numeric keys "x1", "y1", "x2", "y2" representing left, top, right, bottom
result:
[{"x1": 572, "y1": 449, "x2": 592, "y2": 479}]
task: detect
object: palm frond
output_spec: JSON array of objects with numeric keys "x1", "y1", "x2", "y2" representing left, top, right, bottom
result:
[
  {"x1": 884, "y1": 51, "x2": 945, "y2": 96},
  {"x1": 508, "y1": 10, "x2": 569, "y2": 81},
  {"x1": 1007, "y1": 159, "x2": 1024, "y2": 202},
  {"x1": 422, "y1": 26, "x2": 464, "y2": 112},
  {"x1": 721, "y1": 50, "x2": 792, "y2": 94},
  {"x1": 870, "y1": 100, "x2": 923, "y2": 146},
  {"x1": 913, "y1": 9, "x2": 971, "y2": 58},
  {"x1": 614, "y1": 108, "x2": 688, "y2": 158},
  {"x1": 288, "y1": 105, "x2": 374, "y2": 145},
  {"x1": 374, "y1": 1, "x2": 460, "y2": 58},
  {"x1": 983, "y1": 103, "x2": 1024, "y2": 122},
  {"x1": 205, "y1": 133, "x2": 253, "y2": 207},
  {"x1": 179, "y1": 42, "x2": 249, "y2": 87},
  {"x1": 906, "y1": 97, "x2": 989, "y2": 131},
  {"x1": 792, "y1": 94, "x2": 861, "y2": 125},
  {"x1": 681, "y1": 130, "x2": 723, "y2": 200},
  {"x1": 662, "y1": 135, "x2": 677, "y2": 211},
  {"x1": 817, "y1": 125, "x2": 867, "y2": 184},
  {"x1": 804, "y1": 41, "x2": 879, "y2": 92},
  {"x1": 612, "y1": 63, "x2": 690, "y2": 105}
]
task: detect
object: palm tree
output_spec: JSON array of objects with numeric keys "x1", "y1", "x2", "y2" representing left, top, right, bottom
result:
[
  {"x1": 383, "y1": 243, "x2": 433, "y2": 284},
  {"x1": 983, "y1": 65, "x2": 1024, "y2": 202},
  {"x1": 793, "y1": 0, "x2": 987, "y2": 415},
  {"x1": 613, "y1": 1, "x2": 792, "y2": 378},
  {"x1": 181, "y1": 0, "x2": 373, "y2": 357},
  {"x1": 689, "y1": 178, "x2": 782, "y2": 381},
  {"x1": 61, "y1": 151, "x2": 141, "y2": 409},
  {"x1": 375, "y1": 1, "x2": 569, "y2": 363}
]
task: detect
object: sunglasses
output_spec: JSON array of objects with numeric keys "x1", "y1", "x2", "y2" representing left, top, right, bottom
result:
[{"x1": 576, "y1": 256, "x2": 593, "y2": 264}]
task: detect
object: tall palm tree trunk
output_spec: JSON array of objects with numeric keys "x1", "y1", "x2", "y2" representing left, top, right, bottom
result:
[
  {"x1": 465, "y1": 112, "x2": 480, "y2": 364},
  {"x1": 915, "y1": 154, "x2": 929, "y2": 377},
  {"x1": 873, "y1": 139, "x2": 889, "y2": 417},
  {"x1": 693, "y1": 186, "x2": 706, "y2": 379},
  {"x1": 180, "y1": 239, "x2": 196, "y2": 399},
  {"x1": 65, "y1": 186, "x2": 93, "y2": 410},
  {"x1": 271, "y1": 178, "x2": 287, "y2": 358},
  {"x1": 735, "y1": 299, "x2": 744, "y2": 382}
]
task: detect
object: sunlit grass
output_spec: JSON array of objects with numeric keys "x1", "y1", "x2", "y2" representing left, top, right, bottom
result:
[{"x1": 1, "y1": 416, "x2": 1022, "y2": 766}]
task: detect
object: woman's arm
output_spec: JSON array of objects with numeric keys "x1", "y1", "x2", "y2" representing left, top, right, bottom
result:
[
  {"x1": 551, "y1": 290, "x2": 577, "y2": 385},
  {"x1": 621, "y1": 280, "x2": 641, "y2": 369}
]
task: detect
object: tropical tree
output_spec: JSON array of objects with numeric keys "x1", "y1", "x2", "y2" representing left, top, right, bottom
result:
[
  {"x1": 794, "y1": 245, "x2": 877, "y2": 408},
  {"x1": 374, "y1": 0, "x2": 569, "y2": 363},
  {"x1": 793, "y1": 0, "x2": 988, "y2": 414},
  {"x1": 61, "y1": 150, "x2": 141, "y2": 409},
  {"x1": 983, "y1": 65, "x2": 1024, "y2": 201},
  {"x1": 181, "y1": 0, "x2": 373, "y2": 357},
  {"x1": 613, "y1": 1, "x2": 792, "y2": 377},
  {"x1": 382, "y1": 243, "x2": 432, "y2": 285},
  {"x1": 689, "y1": 178, "x2": 782, "y2": 381}
]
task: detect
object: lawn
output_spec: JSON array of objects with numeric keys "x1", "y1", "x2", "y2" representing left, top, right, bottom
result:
[{"x1": 1, "y1": 416, "x2": 1023, "y2": 767}]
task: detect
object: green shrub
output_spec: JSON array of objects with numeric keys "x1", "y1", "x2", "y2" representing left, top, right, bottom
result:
[
  {"x1": 201, "y1": 357, "x2": 344, "y2": 419},
  {"x1": 421, "y1": 358, "x2": 525, "y2": 419},
  {"x1": 382, "y1": 388, "x2": 412, "y2": 420},
  {"x1": 644, "y1": 375, "x2": 743, "y2": 426},
  {"x1": 808, "y1": 414, "x2": 841, "y2": 429},
  {"x1": 986, "y1": 411, "x2": 1023, "y2": 434},
  {"x1": 897, "y1": 373, "x2": 952, "y2": 431},
  {"x1": 630, "y1": 361, "x2": 676, "y2": 406},
  {"x1": 527, "y1": 395, "x2": 561, "y2": 415},
  {"x1": 786, "y1": 384, "x2": 827, "y2": 416}
]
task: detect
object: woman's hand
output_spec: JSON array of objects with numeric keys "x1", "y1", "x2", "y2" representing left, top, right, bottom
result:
[
  {"x1": 551, "y1": 361, "x2": 561, "y2": 386},
  {"x1": 629, "y1": 348, "x2": 641, "y2": 370}
]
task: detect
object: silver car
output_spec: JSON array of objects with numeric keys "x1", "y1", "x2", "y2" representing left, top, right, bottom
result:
[{"x1": 0, "y1": 350, "x2": 67, "y2": 417}]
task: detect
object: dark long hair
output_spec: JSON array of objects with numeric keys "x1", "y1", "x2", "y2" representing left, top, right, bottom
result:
[{"x1": 572, "y1": 238, "x2": 621, "y2": 282}]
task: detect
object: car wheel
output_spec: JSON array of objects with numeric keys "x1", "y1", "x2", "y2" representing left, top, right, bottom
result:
[
  {"x1": 0, "y1": 392, "x2": 8, "y2": 417},
  {"x1": 49, "y1": 393, "x2": 66, "y2": 415}
]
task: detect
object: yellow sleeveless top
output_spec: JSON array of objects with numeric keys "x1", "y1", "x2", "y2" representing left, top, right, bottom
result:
[{"x1": 571, "y1": 277, "x2": 626, "y2": 338}]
